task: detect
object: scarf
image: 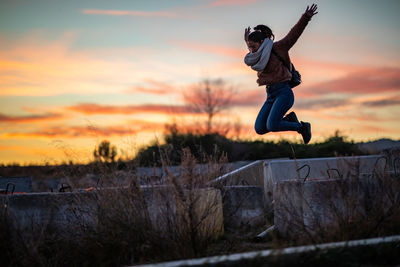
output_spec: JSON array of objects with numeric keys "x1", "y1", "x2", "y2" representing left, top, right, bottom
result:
[{"x1": 244, "y1": 38, "x2": 273, "y2": 72}]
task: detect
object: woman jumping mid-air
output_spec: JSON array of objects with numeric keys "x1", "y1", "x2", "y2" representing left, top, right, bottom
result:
[{"x1": 244, "y1": 4, "x2": 318, "y2": 144}]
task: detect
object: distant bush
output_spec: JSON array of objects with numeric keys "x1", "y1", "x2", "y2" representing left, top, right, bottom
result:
[
  {"x1": 134, "y1": 130, "x2": 364, "y2": 166},
  {"x1": 135, "y1": 132, "x2": 232, "y2": 166}
]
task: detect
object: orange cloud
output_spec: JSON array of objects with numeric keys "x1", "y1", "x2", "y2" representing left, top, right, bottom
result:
[
  {"x1": 127, "y1": 79, "x2": 178, "y2": 95},
  {"x1": 0, "y1": 112, "x2": 64, "y2": 123},
  {"x1": 357, "y1": 125, "x2": 400, "y2": 135},
  {"x1": 66, "y1": 103, "x2": 197, "y2": 115},
  {"x1": 230, "y1": 89, "x2": 265, "y2": 106},
  {"x1": 3, "y1": 122, "x2": 164, "y2": 139},
  {"x1": 81, "y1": 9, "x2": 177, "y2": 17},
  {"x1": 0, "y1": 31, "x2": 158, "y2": 97}
]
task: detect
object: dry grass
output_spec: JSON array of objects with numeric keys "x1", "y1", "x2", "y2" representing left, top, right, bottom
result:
[{"x1": 0, "y1": 148, "x2": 230, "y2": 266}]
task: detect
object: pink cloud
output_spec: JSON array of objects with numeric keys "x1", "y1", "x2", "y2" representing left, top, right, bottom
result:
[
  {"x1": 230, "y1": 89, "x2": 265, "y2": 106},
  {"x1": 308, "y1": 110, "x2": 394, "y2": 123},
  {"x1": 300, "y1": 67, "x2": 400, "y2": 96},
  {"x1": 81, "y1": 9, "x2": 177, "y2": 17},
  {"x1": 66, "y1": 103, "x2": 197, "y2": 115},
  {"x1": 294, "y1": 98, "x2": 352, "y2": 110},
  {"x1": 4, "y1": 122, "x2": 165, "y2": 139},
  {"x1": 127, "y1": 79, "x2": 178, "y2": 95},
  {"x1": 361, "y1": 95, "x2": 400, "y2": 107},
  {"x1": 0, "y1": 112, "x2": 64, "y2": 123}
]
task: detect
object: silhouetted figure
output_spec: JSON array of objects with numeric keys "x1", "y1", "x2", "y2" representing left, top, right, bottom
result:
[{"x1": 244, "y1": 4, "x2": 318, "y2": 144}]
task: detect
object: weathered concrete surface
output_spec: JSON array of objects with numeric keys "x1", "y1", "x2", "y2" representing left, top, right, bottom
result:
[
  {"x1": 1, "y1": 191, "x2": 97, "y2": 235},
  {"x1": 0, "y1": 176, "x2": 32, "y2": 193},
  {"x1": 358, "y1": 172, "x2": 400, "y2": 215},
  {"x1": 142, "y1": 186, "x2": 224, "y2": 240},
  {"x1": 274, "y1": 179, "x2": 361, "y2": 238},
  {"x1": 274, "y1": 172, "x2": 400, "y2": 238},
  {"x1": 381, "y1": 147, "x2": 400, "y2": 173},
  {"x1": 1, "y1": 186, "x2": 224, "y2": 241},
  {"x1": 210, "y1": 160, "x2": 265, "y2": 187},
  {"x1": 265, "y1": 155, "x2": 381, "y2": 184},
  {"x1": 29, "y1": 161, "x2": 251, "y2": 192},
  {"x1": 32, "y1": 177, "x2": 71, "y2": 192},
  {"x1": 221, "y1": 186, "x2": 265, "y2": 230},
  {"x1": 264, "y1": 155, "x2": 381, "y2": 213},
  {"x1": 273, "y1": 180, "x2": 304, "y2": 237}
]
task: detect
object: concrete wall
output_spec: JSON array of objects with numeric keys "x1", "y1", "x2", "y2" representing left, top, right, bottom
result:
[
  {"x1": 142, "y1": 186, "x2": 224, "y2": 240},
  {"x1": 265, "y1": 155, "x2": 381, "y2": 183},
  {"x1": 274, "y1": 172, "x2": 399, "y2": 238},
  {"x1": 1, "y1": 186, "x2": 224, "y2": 241},
  {"x1": 1, "y1": 191, "x2": 97, "y2": 235},
  {"x1": 0, "y1": 176, "x2": 32, "y2": 193},
  {"x1": 222, "y1": 186, "x2": 265, "y2": 230},
  {"x1": 263, "y1": 155, "x2": 381, "y2": 213},
  {"x1": 209, "y1": 156, "x2": 383, "y2": 219}
]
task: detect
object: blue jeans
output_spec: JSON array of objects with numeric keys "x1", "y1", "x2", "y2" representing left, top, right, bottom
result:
[{"x1": 254, "y1": 82, "x2": 301, "y2": 134}]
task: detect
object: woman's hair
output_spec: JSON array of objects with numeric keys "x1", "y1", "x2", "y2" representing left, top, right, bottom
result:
[{"x1": 248, "y1": 24, "x2": 274, "y2": 43}]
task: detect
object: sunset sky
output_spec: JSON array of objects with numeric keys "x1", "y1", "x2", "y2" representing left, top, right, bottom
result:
[{"x1": 1, "y1": 0, "x2": 400, "y2": 165}]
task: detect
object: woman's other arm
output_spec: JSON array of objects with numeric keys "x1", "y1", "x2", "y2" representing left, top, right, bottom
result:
[
  {"x1": 244, "y1": 26, "x2": 251, "y2": 52},
  {"x1": 278, "y1": 4, "x2": 318, "y2": 50}
]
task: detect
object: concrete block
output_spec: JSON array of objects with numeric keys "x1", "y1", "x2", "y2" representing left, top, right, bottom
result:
[
  {"x1": 274, "y1": 172, "x2": 399, "y2": 238},
  {"x1": 275, "y1": 179, "x2": 364, "y2": 238},
  {"x1": 358, "y1": 172, "x2": 400, "y2": 215},
  {"x1": 301, "y1": 179, "x2": 364, "y2": 232},
  {"x1": 264, "y1": 155, "x2": 381, "y2": 215},
  {"x1": 210, "y1": 160, "x2": 265, "y2": 187},
  {"x1": 222, "y1": 186, "x2": 265, "y2": 230},
  {"x1": 1, "y1": 186, "x2": 224, "y2": 242},
  {"x1": 381, "y1": 147, "x2": 400, "y2": 172},
  {"x1": 142, "y1": 186, "x2": 224, "y2": 240},
  {"x1": 191, "y1": 188, "x2": 224, "y2": 239},
  {"x1": 32, "y1": 177, "x2": 71, "y2": 192},
  {"x1": 0, "y1": 176, "x2": 32, "y2": 193},
  {"x1": 265, "y1": 155, "x2": 381, "y2": 184},
  {"x1": 2, "y1": 192, "x2": 97, "y2": 235},
  {"x1": 274, "y1": 181, "x2": 305, "y2": 237}
]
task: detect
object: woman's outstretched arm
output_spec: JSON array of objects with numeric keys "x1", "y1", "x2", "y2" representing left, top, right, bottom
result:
[{"x1": 278, "y1": 4, "x2": 318, "y2": 50}]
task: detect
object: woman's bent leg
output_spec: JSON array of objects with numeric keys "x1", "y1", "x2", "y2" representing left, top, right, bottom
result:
[
  {"x1": 267, "y1": 89, "x2": 302, "y2": 132},
  {"x1": 254, "y1": 100, "x2": 273, "y2": 134}
]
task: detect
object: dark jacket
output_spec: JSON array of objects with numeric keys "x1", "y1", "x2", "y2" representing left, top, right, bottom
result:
[{"x1": 256, "y1": 13, "x2": 312, "y2": 86}]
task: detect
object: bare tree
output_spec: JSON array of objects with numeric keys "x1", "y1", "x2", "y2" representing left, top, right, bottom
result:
[
  {"x1": 93, "y1": 140, "x2": 117, "y2": 163},
  {"x1": 183, "y1": 78, "x2": 235, "y2": 133}
]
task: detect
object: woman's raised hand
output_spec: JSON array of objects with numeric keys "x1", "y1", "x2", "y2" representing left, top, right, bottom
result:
[
  {"x1": 244, "y1": 26, "x2": 251, "y2": 42},
  {"x1": 305, "y1": 3, "x2": 318, "y2": 18}
]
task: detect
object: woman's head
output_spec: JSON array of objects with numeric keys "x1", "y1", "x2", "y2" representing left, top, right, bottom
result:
[
  {"x1": 247, "y1": 24, "x2": 274, "y2": 52},
  {"x1": 254, "y1": 25, "x2": 274, "y2": 40}
]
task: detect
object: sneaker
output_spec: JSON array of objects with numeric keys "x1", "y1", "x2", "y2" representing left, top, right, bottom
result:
[
  {"x1": 282, "y1": 111, "x2": 299, "y2": 123},
  {"x1": 299, "y1": 121, "x2": 311, "y2": 144}
]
